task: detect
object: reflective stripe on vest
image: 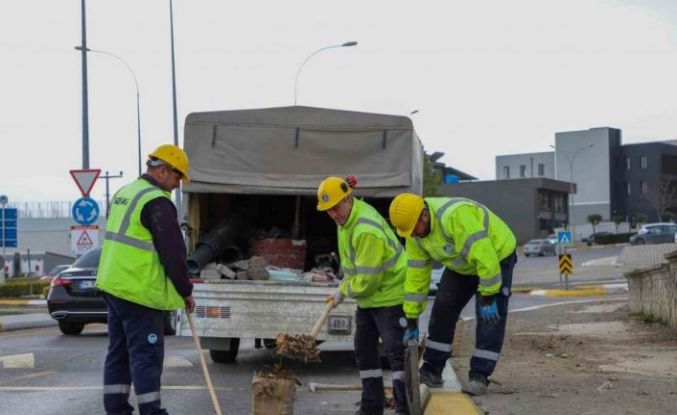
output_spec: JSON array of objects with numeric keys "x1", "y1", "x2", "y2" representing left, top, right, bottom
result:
[
  {"x1": 431, "y1": 197, "x2": 491, "y2": 262},
  {"x1": 104, "y1": 187, "x2": 158, "y2": 251},
  {"x1": 341, "y1": 217, "x2": 403, "y2": 277}
]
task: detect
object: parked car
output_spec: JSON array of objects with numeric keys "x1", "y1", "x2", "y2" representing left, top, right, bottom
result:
[
  {"x1": 630, "y1": 223, "x2": 677, "y2": 245},
  {"x1": 581, "y1": 231, "x2": 613, "y2": 246},
  {"x1": 39, "y1": 264, "x2": 72, "y2": 283},
  {"x1": 47, "y1": 247, "x2": 176, "y2": 336},
  {"x1": 545, "y1": 234, "x2": 559, "y2": 245},
  {"x1": 522, "y1": 239, "x2": 557, "y2": 257}
]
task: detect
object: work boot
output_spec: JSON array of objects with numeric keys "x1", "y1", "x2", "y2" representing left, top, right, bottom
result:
[
  {"x1": 466, "y1": 372, "x2": 488, "y2": 396},
  {"x1": 419, "y1": 367, "x2": 443, "y2": 388},
  {"x1": 395, "y1": 411, "x2": 410, "y2": 415}
]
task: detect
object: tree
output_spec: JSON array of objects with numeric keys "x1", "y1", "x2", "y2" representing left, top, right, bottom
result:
[
  {"x1": 587, "y1": 213, "x2": 602, "y2": 235},
  {"x1": 612, "y1": 214, "x2": 623, "y2": 233},
  {"x1": 423, "y1": 154, "x2": 442, "y2": 197},
  {"x1": 643, "y1": 178, "x2": 677, "y2": 222},
  {"x1": 636, "y1": 212, "x2": 647, "y2": 224}
]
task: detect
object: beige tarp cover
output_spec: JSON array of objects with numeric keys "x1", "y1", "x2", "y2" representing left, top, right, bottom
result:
[{"x1": 182, "y1": 106, "x2": 423, "y2": 197}]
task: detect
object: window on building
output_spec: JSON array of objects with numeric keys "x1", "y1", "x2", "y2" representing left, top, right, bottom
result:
[
  {"x1": 519, "y1": 165, "x2": 527, "y2": 178},
  {"x1": 626, "y1": 157, "x2": 631, "y2": 170},
  {"x1": 640, "y1": 155, "x2": 647, "y2": 169},
  {"x1": 538, "y1": 163, "x2": 545, "y2": 176},
  {"x1": 626, "y1": 182, "x2": 631, "y2": 195},
  {"x1": 503, "y1": 166, "x2": 510, "y2": 179},
  {"x1": 640, "y1": 181, "x2": 648, "y2": 194}
]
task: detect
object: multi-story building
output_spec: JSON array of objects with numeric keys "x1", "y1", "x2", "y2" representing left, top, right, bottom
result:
[{"x1": 495, "y1": 128, "x2": 677, "y2": 238}]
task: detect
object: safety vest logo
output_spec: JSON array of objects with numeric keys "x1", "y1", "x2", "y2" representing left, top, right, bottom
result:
[
  {"x1": 147, "y1": 333, "x2": 158, "y2": 344},
  {"x1": 443, "y1": 244, "x2": 453, "y2": 253}
]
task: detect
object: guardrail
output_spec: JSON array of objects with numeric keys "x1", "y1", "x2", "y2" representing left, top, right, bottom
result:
[{"x1": 625, "y1": 249, "x2": 677, "y2": 327}]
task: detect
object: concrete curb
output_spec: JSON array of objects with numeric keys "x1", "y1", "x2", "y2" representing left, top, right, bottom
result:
[
  {"x1": 0, "y1": 313, "x2": 56, "y2": 332},
  {"x1": 419, "y1": 348, "x2": 482, "y2": 414},
  {"x1": 0, "y1": 299, "x2": 47, "y2": 306},
  {"x1": 529, "y1": 283, "x2": 628, "y2": 297}
]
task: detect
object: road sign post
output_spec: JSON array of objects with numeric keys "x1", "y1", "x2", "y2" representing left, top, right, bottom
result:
[{"x1": 558, "y1": 253, "x2": 573, "y2": 290}]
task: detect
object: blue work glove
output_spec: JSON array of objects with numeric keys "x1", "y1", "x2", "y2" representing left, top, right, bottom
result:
[
  {"x1": 479, "y1": 295, "x2": 501, "y2": 325},
  {"x1": 402, "y1": 318, "x2": 419, "y2": 345}
]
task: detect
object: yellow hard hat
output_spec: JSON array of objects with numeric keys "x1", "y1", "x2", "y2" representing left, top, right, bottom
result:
[
  {"x1": 389, "y1": 193, "x2": 424, "y2": 237},
  {"x1": 316, "y1": 176, "x2": 352, "y2": 211},
  {"x1": 148, "y1": 144, "x2": 190, "y2": 182}
]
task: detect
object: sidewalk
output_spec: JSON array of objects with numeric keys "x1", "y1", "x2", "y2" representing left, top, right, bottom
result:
[{"x1": 451, "y1": 297, "x2": 677, "y2": 415}]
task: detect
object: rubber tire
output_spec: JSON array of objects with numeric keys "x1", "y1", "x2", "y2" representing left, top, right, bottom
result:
[
  {"x1": 209, "y1": 338, "x2": 240, "y2": 363},
  {"x1": 263, "y1": 338, "x2": 277, "y2": 350},
  {"x1": 636, "y1": 239, "x2": 646, "y2": 245},
  {"x1": 163, "y1": 311, "x2": 176, "y2": 336},
  {"x1": 58, "y1": 321, "x2": 84, "y2": 335}
]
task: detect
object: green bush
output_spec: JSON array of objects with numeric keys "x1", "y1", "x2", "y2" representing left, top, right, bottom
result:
[
  {"x1": 0, "y1": 279, "x2": 50, "y2": 298},
  {"x1": 42, "y1": 286, "x2": 51, "y2": 299}
]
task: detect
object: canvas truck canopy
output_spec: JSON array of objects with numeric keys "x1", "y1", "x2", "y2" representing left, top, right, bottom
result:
[{"x1": 182, "y1": 106, "x2": 424, "y2": 197}]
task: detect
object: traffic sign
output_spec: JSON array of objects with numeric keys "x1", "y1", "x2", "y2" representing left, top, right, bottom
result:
[
  {"x1": 71, "y1": 197, "x2": 100, "y2": 225},
  {"x1": 557, "y1": 231, "x2": 573, "y2": 246},
  {"x1": 559, "y1": 254, "x2": 573, "y2": 274},
  {"x1": 71, "y1": 225, "x2": 99, "y2": 255},
  {"x1": 70, "y1": 169, "x2": 101, "y2": 197},
  {"x1": 1, "y1": 207, "x2": 18, "y2": 248}
]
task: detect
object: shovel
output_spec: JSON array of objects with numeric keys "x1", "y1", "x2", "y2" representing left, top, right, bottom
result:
[
  {"x1": 276, "y1": 301, "x2": 334, "y2": 362},
  {"x1": 404, "y1": 338, "x2": 422, "y2": 415}
]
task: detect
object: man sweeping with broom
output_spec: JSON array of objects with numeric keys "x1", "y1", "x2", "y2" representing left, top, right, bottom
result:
[
  {"x1": 96, "y1": 145, "x2": 195, "y2": 415},
  {"x1": 318, "y1": 175, "x2": 410, "y2": 415}
]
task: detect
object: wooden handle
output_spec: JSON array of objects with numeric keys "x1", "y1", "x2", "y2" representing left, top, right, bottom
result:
[
  {"x1": 187, "y1": 311, "x2": 223, "y2": 415},
  {"x1": 310, "y1": 301, "x2": 334, "y2": 338}
]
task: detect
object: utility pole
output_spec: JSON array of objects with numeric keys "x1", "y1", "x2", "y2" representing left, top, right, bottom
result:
[
  {"x1": 80, "y1": 0, "x2": 90, "y2": 169},
  {"x1": 99, "y1": 171, "x2": 124, "y2": 217},
  {"x1": 169, "y1": 0, "x2": 182, "y2": 218}
]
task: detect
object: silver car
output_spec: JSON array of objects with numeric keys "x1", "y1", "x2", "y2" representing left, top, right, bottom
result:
[
  {"x1": 630, "y1": 223, "x2": 677, "y2": 245},
  {"x1": 523, "y1": 239, "x2": 557, "y2": 257}
]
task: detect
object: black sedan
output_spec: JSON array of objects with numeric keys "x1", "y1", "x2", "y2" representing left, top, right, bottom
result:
[{"x1": 47, "y1": 247, "x2": 177, "y2": 336}]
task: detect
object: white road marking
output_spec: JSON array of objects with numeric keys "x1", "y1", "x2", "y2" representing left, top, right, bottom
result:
[
  {"x1": 0, "y1": 353, "x2": 35, "y2": 369},
  {"x1": 581, "y1": 256, "x2": 618, "y2": 267},
  {"x1": 163, "y1": 356, "x2": 193, "y2": 368}
]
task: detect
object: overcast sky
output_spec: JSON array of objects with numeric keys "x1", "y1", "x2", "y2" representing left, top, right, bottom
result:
[{"x1": 2, "y1": 0, "x2": 677, "y2": 204}]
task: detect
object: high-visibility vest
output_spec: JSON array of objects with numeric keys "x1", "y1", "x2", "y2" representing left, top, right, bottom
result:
[
  {"x1": 96, "y1": 178, "x2": 184, "y2": 311},
  {"x1": 403, "y1": 197, "x2": 516, "y2": 318},
  {"x1": 337, "y1": 198, "x2": 406, "y2": 309}
]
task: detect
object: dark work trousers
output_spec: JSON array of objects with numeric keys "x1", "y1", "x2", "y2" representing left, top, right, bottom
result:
[
  {"x1": 103, "y1": 293, "x2": 168, "y2": 415},
  {"x1": 422, "y1": 251, "x2": 517, "y2": 380},
  {"x1": 354, "y1": 305, "x2": 408, "y2": 415}
]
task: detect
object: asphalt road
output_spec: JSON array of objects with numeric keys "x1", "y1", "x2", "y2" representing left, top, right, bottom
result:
[
  {"x1": 513, "y1": 245, "x2": 626, "y2": 287},
  {"x1": 0, "y1": 292, "x2": 612, "y2": 415}
]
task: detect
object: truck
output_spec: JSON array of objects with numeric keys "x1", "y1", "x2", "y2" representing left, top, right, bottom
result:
[{"x1": 175, "y1": 106, "x2": 424, "y2": 363}]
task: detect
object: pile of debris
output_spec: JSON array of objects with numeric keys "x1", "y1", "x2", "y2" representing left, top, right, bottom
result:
[{"x1": 275, "y1": 332, "x2": 321, "y2": 363}]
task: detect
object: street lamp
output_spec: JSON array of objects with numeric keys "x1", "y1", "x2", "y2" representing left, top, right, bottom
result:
[
  {"x1": 293, "y1": 41, "x2": 358, "y2": 105},
  {"x1": 75, "y1": 46, "x2": 143, "y2": 177},
  {"x1": 551, "y1": 143, "x2": 594, "y2": 239},
  {"x1": 169, "y1": 0, "x2": 181, "y2": 217}
]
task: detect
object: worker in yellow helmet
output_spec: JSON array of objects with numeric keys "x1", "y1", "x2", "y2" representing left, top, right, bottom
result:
[
  {"x1": 389, "y1": 193, "x2": 517, "y2": 396},
  {"x1": 97, "y1": 144, "x2": 194, "y2": 415},
  {"x1": 319, "y1": 176, "x2": 409, "y2": 415}
]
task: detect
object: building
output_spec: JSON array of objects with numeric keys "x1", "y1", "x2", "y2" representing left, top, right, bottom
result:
[
  {"x1": 438, "y1": 178, "x2": 570, "y2": 244},
  {"x1": 496, "y1": 127, "x2": 677, "y2": 238}
]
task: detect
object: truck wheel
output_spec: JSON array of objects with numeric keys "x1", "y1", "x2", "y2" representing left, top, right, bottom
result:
[
  {"x1": 58, "y1": 321, "x2": 84, "y2": 335},
  {"x1": 263, "y1": 338, "x2": 277, "y2": 349},
  {"x1": 209, "y1": 338, "x2": 240, "y2": 363},
  {"x1": 163, "y1": 311, "x2": 176, "y2": 336}
]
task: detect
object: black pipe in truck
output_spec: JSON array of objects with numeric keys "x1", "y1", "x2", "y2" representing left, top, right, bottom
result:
[{"x1": 187, "y1": 206, "x2": 255, "y2": 275}]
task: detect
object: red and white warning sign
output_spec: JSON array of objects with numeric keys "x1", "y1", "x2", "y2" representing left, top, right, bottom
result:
[
  {"x1": 70, "y1": 225, "x2": 100, "y2": 255},
  {"x1": 70, "y1": 169, "x2": 101, "y2": 196}
]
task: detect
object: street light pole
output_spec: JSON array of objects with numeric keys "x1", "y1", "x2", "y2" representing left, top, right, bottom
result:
[
  {"x1": 551, "y1": 144, "x2": 594, "y2": 240},
  {"x1": 75, "y1": 47, "x2": 143, "y2": 177},
  {"x1": 98, "y1": 171, "x2": 124, "y2": 217},
  {"x1": 79, "y1": 0, "x2": 90, "y2": 169},
  {"x1": 169, "y1": 0, "x2": 181, "y2": 218},
  {"x1": 293, "y1": 41, "x2": 358, "y2": 105}
]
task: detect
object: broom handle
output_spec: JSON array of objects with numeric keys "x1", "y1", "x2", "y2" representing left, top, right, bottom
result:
[
  {"x1": 310, "y1": 301, "x2": 334, "y2": 338},
  {"x1": 187, "y1": 311, "x2": 223, "y2": 415}
]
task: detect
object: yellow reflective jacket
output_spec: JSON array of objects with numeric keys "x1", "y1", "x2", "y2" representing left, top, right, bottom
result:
[
  {"x1": 337, "y1": 198, "x2": 406, "y2": 309},
  {"x1": 96, "y1": 178, "x2": 185, "y2": 311},
  {"x1": 403, "y1": 197, "x2": 516, "y2": 318}
]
